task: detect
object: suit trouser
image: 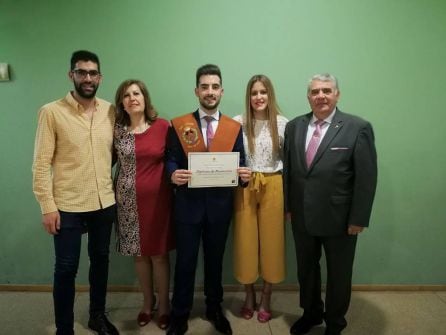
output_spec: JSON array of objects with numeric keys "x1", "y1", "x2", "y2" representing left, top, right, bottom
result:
[
  {"x1": 233, "y1": 172, "x2": 285, "y2": 284},
  {"x1": 171, "y1": 217, "x2": 230, "y2": 317},
  {"x1": 292, "y1": 227, "x2": 357, "y2": 332},
  {"x1": 53, "y1": 205, "x2": 115, "y2": 335}
]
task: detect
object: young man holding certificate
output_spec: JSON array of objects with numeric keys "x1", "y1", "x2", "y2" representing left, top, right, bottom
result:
[{"x1": 166, "y1": 64, "x2": 251, "y2": 335}]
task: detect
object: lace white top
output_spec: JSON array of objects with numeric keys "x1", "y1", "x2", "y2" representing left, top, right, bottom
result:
[{"x1": 233, "y1": 114, "x2": 288, "y2": 173}]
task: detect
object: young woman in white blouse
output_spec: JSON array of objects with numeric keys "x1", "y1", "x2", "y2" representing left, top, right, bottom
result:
[{"x1": 233, "y1": 74, "x2": 288, "y2": 322}]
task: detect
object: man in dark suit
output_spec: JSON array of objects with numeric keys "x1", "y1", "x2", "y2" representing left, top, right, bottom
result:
[
  {"x1": 283, "y1": 74, "x2": 377, "y2": 335},
  {"x1": 165, "y1": 64, "x2": 251, "y2": 335}
]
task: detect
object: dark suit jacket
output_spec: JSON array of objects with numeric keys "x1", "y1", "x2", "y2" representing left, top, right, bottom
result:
[
  {"x1": 283, "y1": 109, "x2": 377, "y2": 236},
  {"x1": 165, "y1": 110, "x2": 246, "y2": 225}
]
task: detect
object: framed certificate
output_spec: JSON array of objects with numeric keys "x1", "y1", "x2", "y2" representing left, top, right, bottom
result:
[{"x1": 188, "y1": 152, "x2": 239, "y2": 188}]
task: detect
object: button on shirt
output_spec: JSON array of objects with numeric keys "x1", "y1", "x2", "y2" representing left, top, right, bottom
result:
[{"x1": 32, "y1": 92, "x2": 116, "y2": 214}]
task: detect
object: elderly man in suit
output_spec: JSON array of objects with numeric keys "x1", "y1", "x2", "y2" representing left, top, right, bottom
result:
[
  {"x1": 283, "y1": 73, "x2": 377, "y2": 335},
  {"x1": 165, "y1": 64, "x2": 251, "y2": 335}
]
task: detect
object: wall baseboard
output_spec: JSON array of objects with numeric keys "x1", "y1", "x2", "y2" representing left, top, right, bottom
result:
[{"x1": 1, "y1": 284, "x2": 445, "y2": 292}]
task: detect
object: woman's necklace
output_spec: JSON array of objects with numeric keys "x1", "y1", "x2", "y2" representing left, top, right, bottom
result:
[{"x1": 128, "y1": 122, "x2": 150, "y2": 134}]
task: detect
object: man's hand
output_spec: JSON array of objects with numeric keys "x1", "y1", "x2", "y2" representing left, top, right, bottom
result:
[
  {"x1": 42, "y1": 211, "x2": 60, "y2": 235},
  {"x1": 347, "y1": 224, "x2": 364, "y2": 235},
  {"x1": 237, "y1": 167, "x2": 252, "y2": 183},
  {"x1": 171, "y1": 169, "x2": 192, "y2": 185}
]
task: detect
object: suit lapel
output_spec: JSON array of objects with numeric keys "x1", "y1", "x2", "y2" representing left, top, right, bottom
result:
[
  {"x1": 297, "y1": 114, "x2": 311, "y2": 169},
  {"x1": 193, "y1": 110, "x2": 200, "y2": 124}
]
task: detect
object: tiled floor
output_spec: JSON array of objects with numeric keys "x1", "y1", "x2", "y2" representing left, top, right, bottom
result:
[{"x1": 1, "y1": 290, "x2": 445, "y2": 334}]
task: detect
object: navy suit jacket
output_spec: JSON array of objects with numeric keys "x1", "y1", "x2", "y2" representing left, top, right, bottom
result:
[
  {"x1": 166, "y1": 110, "x2": 246, "y2": 225},
  {"x1": 283, "y1": 109, "x2": 377, "y2": 236}
]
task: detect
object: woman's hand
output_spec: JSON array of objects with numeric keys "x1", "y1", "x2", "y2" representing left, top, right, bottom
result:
[{"x1": 237, "y1": 167, "x2": 252, "y2": 183}]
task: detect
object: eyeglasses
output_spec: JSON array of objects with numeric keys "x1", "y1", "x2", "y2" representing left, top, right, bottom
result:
[{"x1": 72, "y1": 68, "x2": 101, "y2": 79}]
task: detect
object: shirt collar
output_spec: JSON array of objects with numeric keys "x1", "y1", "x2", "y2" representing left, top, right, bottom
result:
[
  {"x1": 198, "y1": 108, "x2": 220, "y2": 121},
  {"x1": 311, "y1": 107, "x2": 337, "y2": 125},
  {"x1": 65, "y1": 91, "x2": 98, "y2": 113}
]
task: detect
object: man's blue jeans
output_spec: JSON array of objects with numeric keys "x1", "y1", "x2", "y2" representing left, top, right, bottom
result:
[{"x1": 53, "y1": 205, "x2": 115, "y2": 335}]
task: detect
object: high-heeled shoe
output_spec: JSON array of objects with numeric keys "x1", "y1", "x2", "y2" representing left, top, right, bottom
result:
[
  {"x1": 137, "y1": 294, "x2": 157, "y2": 326},
  {"x1": 240, "y1": 305, "x2": 255, "y2": 320},
  {"x1": 257, "y1": 290, "x2": 272, "y2": 323},
  {"x1": 257, "y1": 309, "x2": 271, "y2": 323},
  {"x1": 157, "y1": 314, "x2": 170, "y2": 330},
  {"x1": 240, "y1": 285, "x2": 256, "y2": 320},
  {"x1": 137, "y1": 312, "x2": 152, "y2": 326}
]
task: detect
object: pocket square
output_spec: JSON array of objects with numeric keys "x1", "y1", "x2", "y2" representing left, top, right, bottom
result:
[{"x1": 330, "y1": 147, "x2": 350, "y2": 150}]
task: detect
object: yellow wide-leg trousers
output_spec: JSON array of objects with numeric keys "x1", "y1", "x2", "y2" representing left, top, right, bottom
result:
[{"x1": 233, "y1": 172, "x2": 285, "y2": 284}]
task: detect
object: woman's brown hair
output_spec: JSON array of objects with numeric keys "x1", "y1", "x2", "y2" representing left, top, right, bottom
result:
[{"x1": 115, "y1": 79, "x2": 158, "y2": 126}]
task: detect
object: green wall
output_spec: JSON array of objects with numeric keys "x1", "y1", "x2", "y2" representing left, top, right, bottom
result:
[{"x1": 1, "y1": 0, "x2": 445, "y2": 286}]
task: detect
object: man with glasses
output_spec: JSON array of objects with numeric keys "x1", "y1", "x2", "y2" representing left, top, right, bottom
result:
[{"x1": 33, "y1": 50, "x2": 118, "y2": 335}]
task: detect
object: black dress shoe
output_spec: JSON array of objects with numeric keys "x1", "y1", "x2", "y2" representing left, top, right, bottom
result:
[
  {"x1": 324, "y1": 328, "x2": 341, "y2": 335},
  {"x1": 166, "y1": 315, "x2": 188, "y2": 335},
  {"x1": 88, "y1": 314, "x2": 119, "y2": 335},
  {"x1": 290, "y1": 315, "x2": 323, "y2": 334},
  {"x1": 206, "y1": 309, "x2": 232, "y2": 335}
]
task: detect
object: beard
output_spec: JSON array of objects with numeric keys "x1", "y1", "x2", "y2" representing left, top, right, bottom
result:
[
  {"x1": 199, "y1": 95, "x2": 221, "y2": 111},
  {"x1": 73, "y1": 80, "x2": 99, "y2": 99}
]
